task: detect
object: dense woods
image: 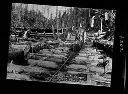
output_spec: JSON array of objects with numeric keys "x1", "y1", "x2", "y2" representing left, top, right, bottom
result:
[{"x1": 11, "y1": 4, "x2": 115, "y2": 32}]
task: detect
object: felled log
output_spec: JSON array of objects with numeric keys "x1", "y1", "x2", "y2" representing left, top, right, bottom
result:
[
  {"x1": 39, "y1": 49, "x2": 53, "y2": 54},
  {"x1": 37, "y1": 52, "x2": 53, "y2": 57},
  {"x1": 89, "y1": 66, "x2": 104, "y2": 73},
  {"x1": 45, "y1": 57, "x2": 64, "y2": 63},
  {"x1": 78, "y1": 53, "x2": 88, "y2": 57},
  {"x1": 7, "y1": 73, "x2": 31, "y2": 81},
  {"x1": 51, "y1": 49, "x2": 68, "y2": 56},
  {"x1": 75, "y1": 56, "x2": 88, "y2": 61},
  {"x1": 27, "y1": 54, "x2": 43, "y2": 60},
  {"x1": 22, "y1": 66, "x2": 49, "y2": 74},
  {"x1": 67, "y1": 64, "x2": 87, "y2": 70},
  {"x1": 56, "y1": 47, "x2": 69, "y2": 50},
  {"x1": 28, "y1": 59, "x2": 58, "y2": 69},
  {"x1": 28, "y1": 52, "x2": 48, "y2": 60},
  {"x1": 52, "y1": 54, "x2": 66, "y2": 59},
  {"x1": 67, "y1": 70, "x2": 83, "y2": 74},
  {"x1": 7, "y1": 62, "x2": 23, "y2": 73},
  {"x1": 51, "y1": 49, "x2": 64, "y2": 54},
  {"x1": 11, "y1": 44, "x2": 28, "y2": 50}
]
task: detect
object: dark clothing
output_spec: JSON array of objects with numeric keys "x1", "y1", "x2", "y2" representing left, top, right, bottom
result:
[
  {"x1": 69, "y1": 44, "x2": 81, "y2": 52},
  {"x1": 8, "y1": 51, "x2": 28, "y2": 66}
]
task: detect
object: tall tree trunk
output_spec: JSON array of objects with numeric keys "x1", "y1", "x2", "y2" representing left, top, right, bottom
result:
[{"x1": 56, "y1": 6, "x2": 59, "y2": 39}]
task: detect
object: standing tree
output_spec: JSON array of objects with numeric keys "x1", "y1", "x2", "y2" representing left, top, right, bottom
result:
[
  {"x1": 73, "y1": 7, "x2": 80, "y2": 28},
  {"x1": 58, "y1": 11, "x2": 62, "y2": 29}
]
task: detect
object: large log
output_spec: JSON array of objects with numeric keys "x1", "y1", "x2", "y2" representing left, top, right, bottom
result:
[
  {"x1": 22, "y1": 66, "x2": 49, "y2": 74},
  {"x1": 52, "y1": 54, "x2": 66, "y2": 59},
  {"x1": 28, "y1": 59, "x2": 58, "y2": 69},
  {"x1": 89, "y1": 66, "x2": 104, "y2": 74},
  {"x1": 11, "y1": 44, "x2": 28, "y2": 51},
  {"x1": 67, "y1": 64, "x2": 87, "y2": 70},
  {"x1": 67, "y1": 70, "x2": 83, "y2": 74},
  {"x1": 45, "y1": 57, "x2": 65, "y2": 63},
  {"x1": 27, "y1": 53, "x2": 46, "y2": 60},
  {"x1": 7, "y1": 73, "x2": 31, "y2": 81}
]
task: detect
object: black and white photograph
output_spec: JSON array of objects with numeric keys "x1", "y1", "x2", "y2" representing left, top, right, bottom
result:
[{"x1": 7, "y1": 3, "x2": 116, "y2": 87}]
